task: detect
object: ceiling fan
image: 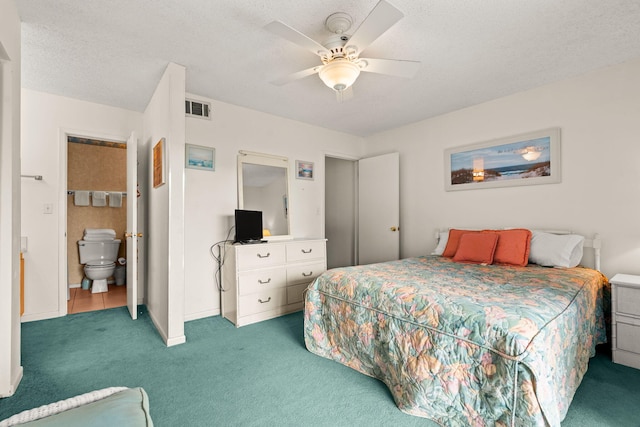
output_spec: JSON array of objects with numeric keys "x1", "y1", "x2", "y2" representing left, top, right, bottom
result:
[{"x1": 265, "y1": 0, "x2": 420, "y2": 102}]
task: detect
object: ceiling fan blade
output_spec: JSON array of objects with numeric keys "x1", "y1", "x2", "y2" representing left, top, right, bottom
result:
[
  {"x1": 265, "y1": 21, "x2": 329, "y2": 57},
  {"x1": 346, "y1": 0, "x2": 404, "y2": 56},
  {"x1": 336, "y1": 86, "x2": 354, "y2": 103},
  {"x1": 271, "y1": 66, "x2": 320, "y2": 86},
  {"x1": 359, "y1": 58, "x2": 420, "y2": 78}
]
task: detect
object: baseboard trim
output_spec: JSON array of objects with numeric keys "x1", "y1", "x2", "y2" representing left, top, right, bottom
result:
[
  {"x1": 146, "y1": 306, "x2": 169, "y2": 344},
  {"x1": 184, "y1": 308, "x2": 220, "y2": 322},
  {"x1": 21, "y1": 310, "x2": 64, "y2": 323},
  {"x1": 0, "y1": 366, "x2": 23, "y2": 398},
  {"x1": 166, "y1": 335, "x2": 186, "y2": 347}
]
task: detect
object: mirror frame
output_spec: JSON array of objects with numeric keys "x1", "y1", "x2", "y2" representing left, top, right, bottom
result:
[{"x1": 237, "y1": 150, "x2": 292, "y2": 240}]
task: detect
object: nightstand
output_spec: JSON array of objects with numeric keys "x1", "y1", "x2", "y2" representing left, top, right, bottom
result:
[{"x1": 610, "y1": 274, "x2": 640, "y2": 369}]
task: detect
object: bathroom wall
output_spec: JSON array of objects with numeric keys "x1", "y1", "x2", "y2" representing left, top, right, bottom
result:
[{"x1": 67, "y1": 138, "x2": 127, "y2": 285}]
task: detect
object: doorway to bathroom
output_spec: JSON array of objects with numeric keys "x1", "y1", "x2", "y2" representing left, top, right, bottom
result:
[{"x1": 66, "y1": 136, "x2": 128, "y2": 314}]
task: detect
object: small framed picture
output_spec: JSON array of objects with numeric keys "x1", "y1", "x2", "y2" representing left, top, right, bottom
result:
[
  {"x1": 296, "y1": 160, "x2": 314, "y2": 180},
  {"x1": 185, "y1": 144, "x2": 215, "y2": 171},
  {"x1": 152, "y1": 138, "x2": 166, "y2": 188}
]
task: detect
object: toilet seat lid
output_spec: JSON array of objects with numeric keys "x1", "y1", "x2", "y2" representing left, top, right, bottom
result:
[{"x1": 86, "y1": 260, "x2": 115, "y2": 268}]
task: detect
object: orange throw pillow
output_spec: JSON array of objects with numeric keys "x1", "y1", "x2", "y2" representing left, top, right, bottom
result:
[
  {"x1": 442, "y1": 229, "x2": 482, "y2": 257},
  {"x1": 453, "y1": 232, "x2": 499, "y2": 264},
  {"x1": 489, "y1": 229, "x2": 532, "y2": 267}
]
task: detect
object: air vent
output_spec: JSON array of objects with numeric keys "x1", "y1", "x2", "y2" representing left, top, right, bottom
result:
[{"x1": 185, "y1": 99, "x2": 211, "y2": 119}]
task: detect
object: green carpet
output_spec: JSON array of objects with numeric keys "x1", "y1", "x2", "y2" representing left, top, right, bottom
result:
[{"x1": 1, "y1": 307, "x2": 639, "y2": 426}]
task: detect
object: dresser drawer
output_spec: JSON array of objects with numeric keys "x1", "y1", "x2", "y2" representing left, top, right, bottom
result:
[
  {"x1": 617, "y1": 286, "x2": 640, "y2": 317},
  {"x1": 236, "y1": 244, "x2": 285, "y2": 270},
  {"x1": 617, "y1": 321, "x2": 640, "y2": 354},
  {"x1": 287, "y1": 262, "x2": 325, "y2": 285},
  {"x1": 238, "y1": 268, "x2": 286, "y2": 296},
  {"x1": 239, "y1": 289, "x2": 287, "y2": 316},
  {"x1": 286, "y1": 241, "x2": 325, "y2": 262}
]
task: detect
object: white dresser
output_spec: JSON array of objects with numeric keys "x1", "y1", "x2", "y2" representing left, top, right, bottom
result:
[
  {"x1": 610, "y1": 273, "x2": 640, "y2": 370},
  {"x1": 221, "y1": 238, "x2": 327, "y2": 327}
]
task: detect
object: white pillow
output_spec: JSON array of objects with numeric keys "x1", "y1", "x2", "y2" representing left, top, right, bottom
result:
[
  {"x1": 432, "y1": 231, "x2": 449, "y2": 255},
  {"x1": 529, "y1": 231, "x2": 584, "y2": 268}
]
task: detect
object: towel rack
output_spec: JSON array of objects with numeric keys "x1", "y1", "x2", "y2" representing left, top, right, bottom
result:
[{"x1": 67, "y1": 190, "x2": 127, "y2": 196}]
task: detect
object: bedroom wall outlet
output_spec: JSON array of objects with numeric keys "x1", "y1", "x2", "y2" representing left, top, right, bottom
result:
[{"x1": 43, "y1": 203, "x2": 53, "y2": 214}]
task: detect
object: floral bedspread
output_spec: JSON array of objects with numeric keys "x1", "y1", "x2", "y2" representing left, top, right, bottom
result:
[{"x1": 304, "y1": 256, "x2": 608, "y2": 427}]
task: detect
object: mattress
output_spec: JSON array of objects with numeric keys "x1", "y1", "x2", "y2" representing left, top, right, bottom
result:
[{"x1": 304, "y1": 256, "x2": 608, "y2": 426}]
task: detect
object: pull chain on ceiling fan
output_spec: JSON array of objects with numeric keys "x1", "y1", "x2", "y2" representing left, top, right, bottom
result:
[{"x1": 265, "y1": 0, "x2": 421, "y2": 102}]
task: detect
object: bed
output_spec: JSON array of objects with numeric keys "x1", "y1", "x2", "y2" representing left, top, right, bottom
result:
[{"x1": 304, "y1": 229, "x2": 608, "y2": 427}]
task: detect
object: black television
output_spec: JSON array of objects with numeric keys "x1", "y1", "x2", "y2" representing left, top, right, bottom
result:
[{"x1": 234, "y1": 209, "x2": 264, "y2": 243}]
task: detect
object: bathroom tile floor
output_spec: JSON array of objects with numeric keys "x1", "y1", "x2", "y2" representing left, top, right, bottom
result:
[{"x1": 68, "y1": 283, "x2": 127, "y2": 314}]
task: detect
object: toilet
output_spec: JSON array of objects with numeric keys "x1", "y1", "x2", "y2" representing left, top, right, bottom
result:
[{"x1": 78, "y1": 229, "x2": 121, "y2": 294}]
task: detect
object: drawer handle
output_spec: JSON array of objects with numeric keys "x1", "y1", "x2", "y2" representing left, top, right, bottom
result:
[
  {"x1": 257, "y1": 252, "x2": 271, "y2": 258},
  {"x1": 301, "y1": 248, "x2": 312, "y2": 254},
  {"x1": 258, "y1": 297, "x2": 271, "y2": 304},
  {"x1": 302, "y1": 271, "x2": 313, "y2": 277},
  {"x1": 258, "y1": 278, "x2": 271, "y2": 284}
]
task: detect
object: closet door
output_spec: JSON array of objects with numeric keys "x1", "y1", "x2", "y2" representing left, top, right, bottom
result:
[{"x1": 358, "y1": 152, "x2": 400, "y2": 265}]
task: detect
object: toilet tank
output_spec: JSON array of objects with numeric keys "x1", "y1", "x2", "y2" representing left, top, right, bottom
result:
[{"x1": 78, "y1": 240, "x2": 121, "y2": 263}]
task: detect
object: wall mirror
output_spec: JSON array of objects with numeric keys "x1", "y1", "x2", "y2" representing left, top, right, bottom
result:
[{"x1": 237, "y1": 151, "x2": 291, "y2": 240}]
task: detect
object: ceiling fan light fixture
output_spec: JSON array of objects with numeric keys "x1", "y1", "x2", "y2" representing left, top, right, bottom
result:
[
  {"x1": 318, "y1": 60, "x2": 361, "y2": 91},
  {"x1": 325, "y1": 12, "x2": 352, "y2": 34}
]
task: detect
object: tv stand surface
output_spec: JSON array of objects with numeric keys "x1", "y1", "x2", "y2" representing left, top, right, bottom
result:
[{"x1": 236, "y1": 239, "x2": 267, "y2": 244}]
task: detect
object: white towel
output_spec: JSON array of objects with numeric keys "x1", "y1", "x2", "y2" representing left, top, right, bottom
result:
[
  {"x1": 83, "y1": 228, "x2": 116, "y2": 241},
  {"x1": 84, "y1": 228, "x2": 116, "y2": 237},
  {"x1": 82, "y1": 234, "x2": 115, "y2": 242},
  {"x1": 83, "y1": 234, "x2": 116, "y2": 241},
  {"x1": 83, "y1": 235, "x2": 111, "y2": 241},
  {"x1": 92, "y1": 191, "x2": 107, "y2": 207},
  {"x1": 109, "y1": 192, "x2": 122, "y2": 208},
  {"x1": 74, "y1": 191, "x2": 90, "y2": 206}
]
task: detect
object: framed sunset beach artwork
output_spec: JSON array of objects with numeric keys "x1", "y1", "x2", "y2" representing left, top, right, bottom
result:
[{"x1": 444, "y1": 128, "x2": 561, "y2": 191}]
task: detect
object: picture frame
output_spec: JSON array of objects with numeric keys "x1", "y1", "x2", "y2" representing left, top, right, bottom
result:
[
  {"x1": 185, "y1": 143, "x2": 215, "y2": 171},
  {"x1": 152, "y1": 137, "x2": 166, "y2": 188},
  {"x1": 444, "y1": 128, "x2": 561, "y2": 191},
  {"x1": 296, "y1": 160, "x2": 314, "y2": 180}
]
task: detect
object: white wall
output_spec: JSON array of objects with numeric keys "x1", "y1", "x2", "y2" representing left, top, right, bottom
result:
[
  {"x1": 0, "y1": 0, "x2": 23, "y2": 397},
  {"x1": 18, "y1": 58, "x2": 639, "y2": 329},
  {"x1": 364, "y1": 58, "x2": 640, "y2": 279},
  {"x1": 20, "y1": 90, "x2": 143, "y2": 321},
  {"x1": 183, "y1": 94, "x2": 364, "y2": 320},
  {"x1": 143, "y1": 63, "x2": 186, "y2": 345},
  {"x1": 18, "y1": 86, "x2": 363, "y2": 328}
]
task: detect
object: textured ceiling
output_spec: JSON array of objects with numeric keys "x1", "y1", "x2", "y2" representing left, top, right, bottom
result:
[{"x1": 17, "y1": 0, "x2": 640, "y2": 136}]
